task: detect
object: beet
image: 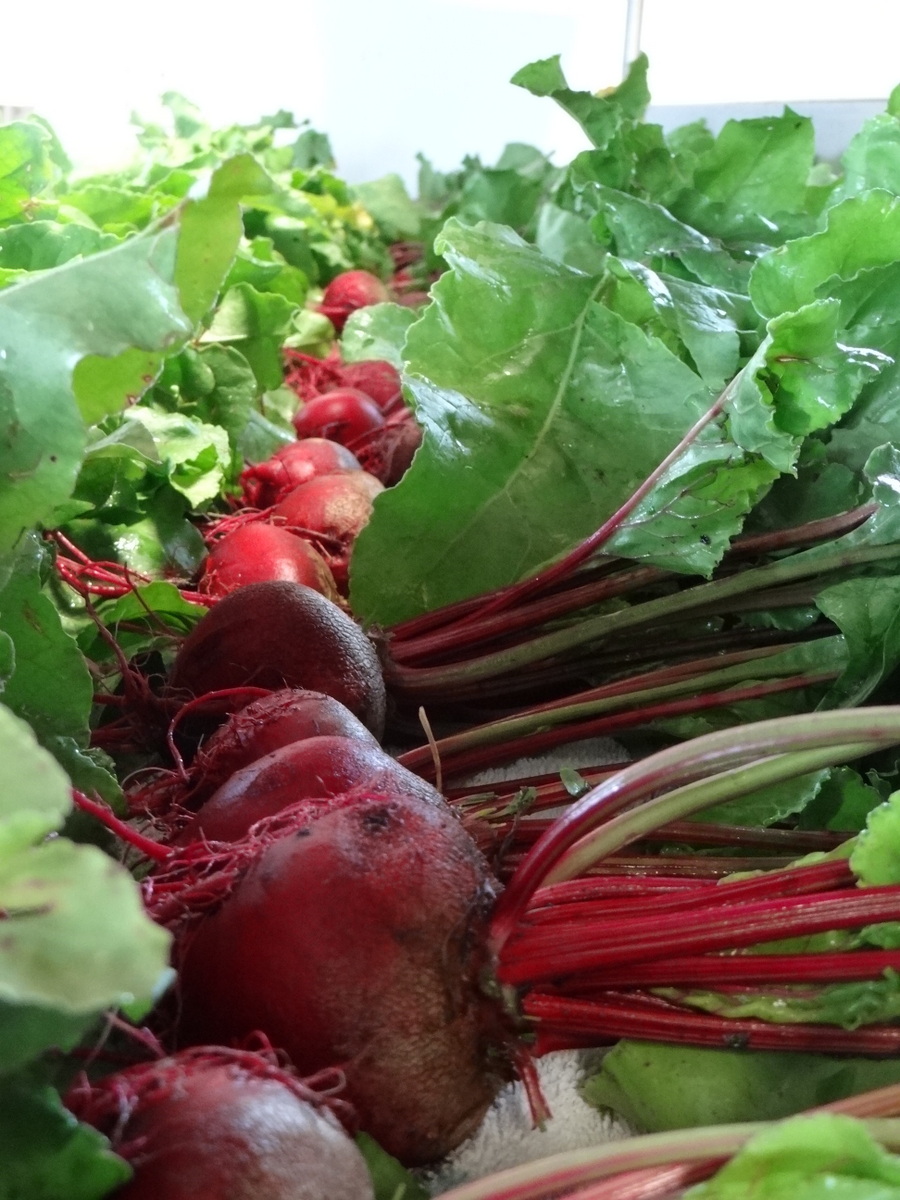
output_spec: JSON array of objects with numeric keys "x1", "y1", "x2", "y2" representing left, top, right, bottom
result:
[
  {"x1": 176, "y1": 734, "x2": 444, "y2": 844},
  {"x1": 66, "y1": 1047, "x2": 373, "y2": 1200},
  {"x1": 174, "y1": 792, "x2": 513, "y2": 1165},
  {"x1": 200, "y1": 523, "x2": 339, "y2": 601},
  {"x1": 145, "y1": 689, "x2": 382, "y2": 820},
  {"x1": 318, "y1": 270, "x2": 391, "y2": 332},
  {"x1": 272, "y1": 471, "x2": 384, "y2": 591},
  {"x1": 355, "y1": 412, "x2": 423, "y2": 486},
  {"x1": 167, "y1": 581, "x2": 386, "y2": 739},
  {"x1": 240, "y1": 439, "x2": 362, "y2": 508},
  {"x1": 292, "y1": 389, "x2": 384, "y2": 446},
  {"x1": 332, "y1": 360, "x2": 402, "y2": 411}
]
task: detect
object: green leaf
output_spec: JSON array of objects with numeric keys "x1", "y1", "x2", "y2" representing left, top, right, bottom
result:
[
  {"x1": 0, "y1": 705, "x2": 72, "y2": 856},
  {"x1": 0, "y1": 123, "x2": 57, "y2": 221},
  {"x1": 0, "y1": 222, "x2": 192, "y2": 562},
  {"x1": 356, "y1": 1132, "x2": 428, "y2": 1200},
  {"x1": 686, "y1": 1113, "x2": 900, "y2": 1200},
  {"x1": 0, "y1": 999, "x2": 94, "y2": 1078},
  {"x1": 350, "y1": 219, "x2": 726, "y2": 624},
  {"x1": 672, "y1": 109, "x2": 828, "y2": 245},
  {"x1": 511, "y1": 53, "x2": 650, "y2": 149},
  {"x1": 174, "y1": 152, "x2": 274, "y2": 326},
  {"x1": 692, "y1": 769, "x2": 832, "y2": 828},
  {"x1": 0, "y1": 1078, "x2": 130, "y2": 1199},
  {"x1": 0, "y1": 221, "x2": 121, "y2": 271},
  {"x1": 200, "y1": 282, "x2": 298, "y2": 390},
  {"x1": 850, "y1": 792, "x2": 900, "y2": 885},
  {"x1": 341, "y1": 302, "x2": 417, "y2": 368},
  {"x1": 352, "y1": 174, "x2": 423, "y2": 242},
  {"x1": 0, "y1": 538, "x2": 118, "y2": 801},
  {"x1": 584, "y1": 1040, "x2": 900, "y2": 1133},
  {"x1": 750, "y1": 191, "x2": 900, "y2": 321},
  {"x1": 123, "y1": 408, "x2": 231, "y2": 507},
  {"x1": 0, "y1": 834, "x2": 170, "y2": 1013},
  {"x1": 817, "y1": 575, "x2": 900, "y2": 708}
]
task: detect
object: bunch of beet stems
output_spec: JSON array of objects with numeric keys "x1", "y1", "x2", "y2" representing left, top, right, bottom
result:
[
  {"x1": 385, "y1": 504, "x2": 880, "y2": 717},
  {"x1": 382, "y1": 382, "x2": 887, "y2": 730},
  {"x1": 437, "y1": 1084, "x2": 900, "y2": 1200},
  {"x1": 477, "y1": 707, "x2": 900, "y2": 1058},
  {"x1": 449, "y1": 770, "x2": 847, "y2": 882}
]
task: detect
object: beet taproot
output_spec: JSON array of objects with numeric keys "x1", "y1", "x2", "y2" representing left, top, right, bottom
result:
[
  {"x1": 66, "y1": 1047, "x2": 373, "y2": 1200},
  {"x1": 240, "y1": 439, "x2": 362, "y2": 508},
  {"x1": 174, "y1": 734, "x2": 443, "y2": 843},
  {"x1": 318, "y1": 270, "x2": 391, "y2": 332},
  {"x1": 200, "y1": 523, "x2": 339, "y2": 601},
  {"x1": 272, "y1": 472, "x2": 384, "y2": 591},
  {"x1": 167, "y1": 581, "x2": 386, "y2": 738},
  {"x1": 173, "y1": 792, "x2": 514, "y2": 1165}
]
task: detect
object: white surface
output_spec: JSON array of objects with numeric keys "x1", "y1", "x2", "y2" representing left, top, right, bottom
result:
[
  {"x1": 423, "y1": 1050, "x2": 633, "y2": 1193},
  {"x1": 6, "y1": 2, "x2": 897, "y2": 185}
]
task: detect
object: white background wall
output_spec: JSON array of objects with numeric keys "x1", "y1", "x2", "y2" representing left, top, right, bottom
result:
[{"x1": 4, "y1": 0, "x2": 900, "y2": 184}]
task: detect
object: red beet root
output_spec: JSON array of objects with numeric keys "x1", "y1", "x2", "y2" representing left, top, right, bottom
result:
[
  {"x1": 273, "y1": 471, "x2": 384, "y2": 591},
  {"x1": 176, "y1": 734, "x2": 444, "y2": 843},
  {"x1": 292, "y1": 389, "x2": 384, "y2": 446},
  {"x1": 318, "y1": 270, "x2": 391, "y2": 332},
  {"x1": 355, "y1": 412, "x2": 423, "y2": 486},
  {"x1": 168, "y1": 581, "x2": 386, "y2": 738},
  {"x1": 142, "y1": 689, "x2": 381, "y2": 820},
  {"x1": 200, "y1": 523, "x2": 339, "y2": 602},
  {"x1": 66, "y1": 1047, "x2": 373, "y2": 1200},
  {"x1": 173, "y1": 792, "x2": 513, "y2": 1166},
  {"x1": 240, "y1": 439, "x2": 362, "y2": 508},
  {"x1": 333, "y1": 360, "x2": 402, "y2": 411}
]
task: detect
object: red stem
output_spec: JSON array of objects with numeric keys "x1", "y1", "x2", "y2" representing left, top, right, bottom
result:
[
  {"x1": 563, "y1": 948, "x2": 900, "y2": 989},
  {"x1": 71, "y1": 791, "x2": 170, "y2": 863},
  {"x1": 498, "y1": 886, "x2": 900, "y2": 986},
  {"x1": 526, "y1": 990, "x2": 900, "y2": 1055}
]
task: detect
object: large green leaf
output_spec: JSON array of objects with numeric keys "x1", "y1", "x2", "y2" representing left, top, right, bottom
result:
[
  {"x1": 350, "y1": 219, "x2": 723, "y2": 623},
  {"x1": 0, "y1": 225, "x2": 189, "y2": 572}
]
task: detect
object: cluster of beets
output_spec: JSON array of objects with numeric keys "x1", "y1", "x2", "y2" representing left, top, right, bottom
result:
[{"x1": 197, "y1": 269, "x2": 423, "y2": 607}]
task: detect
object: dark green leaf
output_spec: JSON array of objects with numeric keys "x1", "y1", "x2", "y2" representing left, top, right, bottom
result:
[{"x1": 0, "y1": 1079, "x2": 130, "y2": 1199}]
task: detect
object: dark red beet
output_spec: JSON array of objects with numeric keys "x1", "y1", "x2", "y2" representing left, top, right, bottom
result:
[
  {"x1": 240, "y1": 439, "x2": 362, "y2": 508},
  {"x1": 175, "y1": 735, "x2": 444, "y2": 844},
  {"x1": 318, "y1": 270, "x2": 391, "y2": 333},
  {"x1": 355, "y1": 412, "x2": 423, "y2": 486},
  {"x1": 332, "y1": 360, "x2": 402, "y2": 411},
  {"x1": 292, "y1": 390, "x2": 384, "y2": 446},
  {"x1": 272, "y1": 472, "x2": 384, "y2": 591},
  {"x1": 66, "y1": 1047, "x2": 373, "y2": 1200},
  {"x1": 167, "y1": 581, "x2": 386, "y2": 739},
  {"x1": 174, "y1": 792, "x2": 513, "y2": 1166},
  {"x1": 200, "y1": 523, "x2": 339, "y2": 601}
]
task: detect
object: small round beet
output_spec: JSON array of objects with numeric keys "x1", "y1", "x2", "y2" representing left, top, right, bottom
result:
[
  {"x1": 165, "y1": 688, "x2": 380, "y2": 816},
  {"x1": 176, "y1": 734, "x2": 445, "y2": 844},
  {"x1": 168, "y1": 581, "x2": 386, "y2": 738},
  {"x1": 240, "y1": 439, "x2": 362, "y2": 508},
  {"x1": 66, "y1": 1047, "x2": 373, "y2": 1200},
  {"x1": 200, "y1": 523, "x2": 339, "y2": 601},
  {"x1": 318, "y1": 270, "x2": 391, "y2": 332},
  {"x1": 273, "y1": 471, "x2": 384, "y2": 592},
  {"x1": 333, "y1": 360, "x2": 402, "y2": 411},
  {"x1": 292, "y1": 390, "x2": 384, "y2": 446}
]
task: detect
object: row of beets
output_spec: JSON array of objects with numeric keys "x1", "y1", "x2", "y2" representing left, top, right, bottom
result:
[
  {"x1": 197, "y1": 274, "x2": 422, "y2": 605},
  {"x1": 61, "y1": 275, "x2": 509, "y2": 1192},
  {"x1": 71, "y1": 579, "x2": 509, "y2": 1190}
]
